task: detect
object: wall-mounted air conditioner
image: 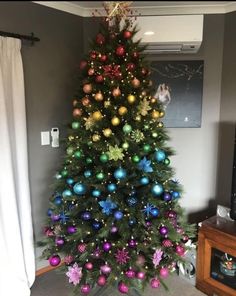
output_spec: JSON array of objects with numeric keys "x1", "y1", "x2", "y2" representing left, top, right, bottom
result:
[{"x1": 133, "y1": 15, "x2": 204, "y2": 54}]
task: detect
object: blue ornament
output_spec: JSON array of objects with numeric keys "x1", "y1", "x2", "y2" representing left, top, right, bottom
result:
[
  {"x1": 107, "y1": 183, "x2": 117, "y2": 192},
  {"x1": 151, "y1": 184, "x2": 164, "y2": 196},
  {"x1": 47, "y1": 208, "x2": 53, "y2": 216},
  {"x1": 142, "y1": 203, "x2": 155, "y2": 217},
  {"x1": 155, "y1": 150, "x2": 166, "y2": 162},
  {"x1": 163, "y1": 192, "x2": 172, "y2": 202},
  {"x1": 99, "y1": 198, "x2": 117, "y2": 215},
  {"x1": 172, "y1": 191, "x2": 180, "y2": 199},
  {"x1": 84, "y1": 170, "x2": 92, "y2": 178},
  {"x1": 66, "y1": 178, "x2": 74, "y2": 185},
  {"x1": 138, "y1": 157, "x2": 153, "y2": 173},
  {"x1": 114, "y1": 210, "x2": 123, "y2": 220},
  {"x1": 151, "y1": 207, "x2": 160, "y2": 217},
  {"x1": 92, "y1": 189, "x2": 101, "y2": 197},
  {"x1": 114, "y1": 167, "x2": 127, "y2": 180},
  {"x1": 81, "y1": 211, "x2": 91, "y2": 221},
  {"x1": 73, "y1": 183, "x2": 86, "y2": 195},
  {"x1": 54, "y1": 196, "x2": 62, "y2": 205},
  {"x1": 92, "y1": 221, "x2": 102, "y2": 230},
  {"x1": 60, "y1": 211, "x2": 69, "y2": 223},
  {"x1": 140, "y1": 176, "x2": 149, "y2": 185},
  {"x1": 62, "y1": 189, "x2": 72, "y2": 198},
  {"x1": 128, "y1": 218, "x2": 137, "y2": 226},
  {"x1": 127, "y1": 196, "x2": 138, "y2": 206}
]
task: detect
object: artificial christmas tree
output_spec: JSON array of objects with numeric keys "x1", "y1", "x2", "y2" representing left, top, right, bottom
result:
[{"x1": 40, "y1": 3, "x2": 195, "y2": 295}]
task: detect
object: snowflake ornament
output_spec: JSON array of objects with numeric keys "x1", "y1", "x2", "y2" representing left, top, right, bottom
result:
[
  {"x1": 84, "y1": 116, "x2": 95, "y2": 130},
  {"x1": 99, "y1": 198, "x2": 117, "y2": 215},
  {"x1": 115, "y1": 248, "x2": 130, "y2": 264},
  {"x1": 66, "y1": 262, "x2": 82, "y2": 286},
  {"x1": 137, "y1": 98, "x2": 152, "y2": 116},
  {"x1": 107, "y1": 145, "x2": 124, "y2": 161},
  {"x1": 131, "y1": 129, "x2": 145, "y2": 143}
]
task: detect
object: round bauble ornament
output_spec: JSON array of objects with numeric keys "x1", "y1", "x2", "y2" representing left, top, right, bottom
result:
[
  {"x1": 118, "y1": 282, "x2": 129, "y2": 294},
  {"x1": 92, "y1": 189, "x2": 101, "y2": 197},
  {"x1": 111, "y1": 116, "x2": 120, "y2": 126},
  {"x1": 152, "y1": 110, "x2": 160, "y2": 119},
  {"x1": 176, "y1": 245, "x2": 185, "y2": 256},
  {"x1": 100, "y1": 54, "x2": 107, "y2": 62},
  {"x1": 157, "y1": 122, "x2": 164, "y2": 128},
  {"x1": 55, "y1": 237, "x2": 65, "y2": 246},
  {"x1": 79, "y1": 60, "x2": 87, "y2": 70},
  {"x1": 136, "y1": 271, "x2": 145, "y2": 280},
  {"x1": 73, "y1": 108, "x2": 82, "y2": 117},
  {"x1": 128, "y1": 218, "x2": 137, "y2": 226},
  {"x1": 49, "y1": 255, "x2": 61, "y2": 266},
  {"x1": 81, "y1": 284, "x2": 91, "y2": 295},
  {"x1": 62, "y1": 189, "x2": 72, "y2": 198},
  {"x1": 159, "y1": 110, "x2": 165, "y2": 118},
  {"x1": 82, "y1": 97, "x2": 90, "y2": 107},
  {"x1": 92, "y1": 220, "x2": 102, "y2": 230},
  {"x1": 54, "y1": 196, "x2": 62, "y2": 205},
  {"x1": 77, "y1": 243, "x2": 86, "y2": 253},
  {"x1": 85, "y1": 262, "x2": 93, "y2": 270},
  {"x1": 96, "y1": 33, "x2": 105, "y2": 45},
  {"x1": 116, "y1": 45, "x2": 125, "y2": 56},
  {"x1": 114, "y1": 210, "x2": 123, "y2": 220},
  {"x1": 122, "y1": 124, "x2": 132, "y2": 134},
  {"x1": 150, "y1": 278, "x2": 160, "y2": 289},
  {"x1": 89, "y1": 50, "x2": 97, "y2": 59},
  {"x1": 132, "y1": 78, "x2": 140, "y2": 88},
  {"x1": 47, "y1": 208, "x2": 53, "y2": 216},
  {"x1": 155, "y1": 150, "x2": 166, "y2": 162},
  {"x1": 164, "y1": 158, "x2": 170, "y2": 165},
  {"x1": 112, "y1": 87, "x2": 121, "y2": 97},
  {"x1": 127, "y1": 94, "x2": 136, "y2": 104},
  {"x1": 152, "y1": 132, "x2": 158, "y2": 138},
  {"x1": 151, "y1": 207, "x2": 160, "y2": 217},
  {"x1": 67, "y1": 225, "x2": 77, "y2": 234},
  {"x1": 114, "y1": 167, "x2": 127, "y2": 179},
  {"x1": 94, "y1": 91, "x2": 104, "y2": 101},
  {"x1": 126, "y1": 62, "x2": 135, "y2": 71},
  {"x1": 172, "y1": 191, "x2": 180, "y2": 199},
  {"x1": 73, "y1": 182, "x2": 86, "y2": 195},
  {"x1": 118, "y1": 106, "x2": 128, "y2": 115},
  {"x1": 81, "y1": 211, "x2": 91, "y2": 221},
  {"x1": 107, "y1": 183, "x2": 117, "y2": 192},
  {"x1": 61, "y1": 169, "x2": 68, "y2": 177},
  {"x1": 103, "y1": 128, "x2": 112, "y2": 137},
  {"x1": 132, "y1": 155, "x2": 140, "y2": 163},
  {"x1": 97, "y1": 275, "x2": 106, "y2": 286},
  {"x1": 84, "y1": 170, "x2": 92, "y2": 178},
  {"x1": 83, "y1": 83, "x2": 92, "y2": 94},
  {"x1": 103, "y1": 241, "x2": 112, "y2": 252},
  {"x1": 163, "y1": 192, "x2": 172, "y2": 202},
  {"x1": 88, "y1": 68, "x2": 95, "y2": 76},
  {"x1": 71, "y1": 121, "x2": 80, "y2": 129},
  {"x1": 92, "y1": 134, "x2": 100, "y2": 142},
  {"x1": 159, "y1": 226, "x2": 169, "y2": 236},
  {"x1": 122, "y1": 142, "x2": 129, "y2": 150},
  {"x1": 95, "y1": 74, "x2": 104, "y2": 83},
  {"x1": 96, "y1": 172, "x2": 105, "y2": 180},
  {"x1": 51, "y1": 214, "x2": 60, "y2": 222},
  {"x1": 92, "y1": 111, "x2": 102, "y2": 121},
  {"x1": 86, "y1": 157, "x2": 93, "y2": 164},
  {"x1": 160, "y1": 267, "x2": 169, "y2": 279},
  {"x1": 123, "y1": 30, "x2": 132, "y2": 39},
  {"x1": 100, "y1": 264, "x2": 111, "y2": 274},
  {"x1": 128, "y1": 239, "x2": 137, "y2": 248},
  {"x1": 143, "y1": 144, "x2": 151, "y2": 153},
  {"x1": 100, "y1": 153, "x2": 109, "y2": 163},
  {"x1": 140, "y1": 176, "x2": 149, "y2": 185},
  {"x1": 74, "y1": 150, "x2": 82, "y2": 159},
  {"x1": 152, "y1": 183, "x2": 164, "y2": 196},
  {"x1": 132, "y1": 51, "x2": 139, "y2": 59},
  {"x1": 125, "y1": 269, "x2": 136, "y2": 278},
  {"x1": 110, "y1": 226, "x2": 118, "y2": 233}
]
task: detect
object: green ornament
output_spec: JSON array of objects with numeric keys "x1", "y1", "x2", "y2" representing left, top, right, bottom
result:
[
  {"x1": 96, "y1": 172, "x2": 105, "y2": 180},
  {"x1": 164, "y1": 158, "x2": 170, "y2": 165},
  {"x1": 132, "y1": 155, "x2": 140, "y2": 163},
  {"x1": 152, "y1": 132, "x2": 158, "y2": 138},
  {"x1": 100, "y1": 153, "x2": 109, "y2": 163},
  {"x1": 122, "y1": 142, "x2": 129, "y2": 150},
  {"x1": 123, "y1": 124, "x2": 132, "y2": 134},
  {"x1": 67, "y1": 146, "x2": 74, "y2": 155},
  {"x1": 143, "y1": 144, "x2": 151, "y2": 153},
  {"x1": 86, "y1": 157, "x2": 93, "y2": 164},
  {"x1": 74, "y1": 150, "x2": 82, "y2": 159},
  {"x1": 72, "y1": 121, "x2": 80, "y2": 129},
  {"x1": 61, "y1": 169, "x2": 68, "y2": 177}
]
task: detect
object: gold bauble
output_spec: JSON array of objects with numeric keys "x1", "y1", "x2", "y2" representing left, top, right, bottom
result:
[
  {"x1": 118, "y1": 106, "x2": 128, "y2": 116},
  {"x1": 111, "y1": 116, "x2": 120, "y2": 126},
  {"x1": 159, "y1": 110, "x2": 165, "y2": 118},
  {"x1": 132, "y1": 78, "x2": 140, "y2": 88},
  {"x1": 127, "y1": 94, "x2": 136, "y2": 104},
  {"x1": 152, "y1": 110, "x2": 160, "y2": 119},
  {"x1": 157, "y1": 121, "x2": 164, "y2": 128},
  {"x1": 103, "y1": 128, "x2": 112, "y2": 137},
  {"x1": 135, "y1": 115, "x2": 141, "y2": 121},
  {"x1": 92, "y1": 134, "x2": 101, "y2": 142},
  {"x1": 112, "y1": 87, "x2": 121, "y2": 97},
  {"x1": 95, "y1": 91, "x2": 104, "y2": 101},
  {"x1": 92, "y1": 111, "x2": 103, "y2": 121},
  {"x1": 83, "y1": 83, "x2": 92, "y2": 94},
  {"x1": 141, "y1": 91, "x2": 147, "y2": 97},
  {"x1": 151, "y1": 98, "x2": 156, "y2": 104}
]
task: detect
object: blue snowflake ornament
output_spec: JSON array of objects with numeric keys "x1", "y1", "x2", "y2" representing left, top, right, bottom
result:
[
  {"x1": 99, "y1": 198, "x2": 117, "y2": 215},
  {"x1": 138, "y1": 157, "x2": 153, "y2": 173}
]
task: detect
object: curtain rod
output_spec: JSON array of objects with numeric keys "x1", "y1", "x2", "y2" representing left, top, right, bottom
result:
[{"x1": 0, "y1": 31, "x2": 40, "y2": 45}]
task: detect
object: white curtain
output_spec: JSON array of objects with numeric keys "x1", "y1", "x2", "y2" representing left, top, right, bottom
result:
[{"x1": 0, "y1": 37, "x2": 35, "y2": 295}]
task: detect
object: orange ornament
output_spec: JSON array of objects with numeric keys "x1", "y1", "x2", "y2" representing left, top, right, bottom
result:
[
  {"x1": 95, "y1": 91, "x2": 104, "y2": 101},
  {"x1": 83, "y1": 83, "x2": 92, "y2": 94},
  {"x1": 112, "y1": 87, "x2": 121, "y2": 97},
  {"x1": 132, "y1": 78, "x2": 140, "y2": 88}
]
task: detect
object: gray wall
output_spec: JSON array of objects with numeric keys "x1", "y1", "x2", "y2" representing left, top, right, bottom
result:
[{"x1": 0, "y1": 2, "x2": 83, "y2": 242}]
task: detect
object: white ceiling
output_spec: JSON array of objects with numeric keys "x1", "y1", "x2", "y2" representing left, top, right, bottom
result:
[{"x1": 33, "y1": 1, "x2": 236, "y2": 16}]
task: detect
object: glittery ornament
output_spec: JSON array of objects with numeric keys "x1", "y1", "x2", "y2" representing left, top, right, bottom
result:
[
  {"x1": 162, "y1": 239, "x2": 173, "y2": 248},
  {"x1": 116, "y1": 45, "x2": 125, "y2": 56},
  {"x1": 55, "y1": 237, "x2": 65, "y2": 246},
  {"x1": 73, "y1": 108, "x2": 82, "y2": 117},
  {"x1": 125, "y1": 269, "x2": 136, "y2": 278},
  {"x1": 95, "y1": 75, "x2": 104, "y2": 83},
  {"x1": 96, "y1": 172, "x2": 105, "y2": 180},
  {"x1": 118, "y1": 106, "x2": 128, "y2": 115},
  {"x1": 150, "y1": 278, "x2": 160, "y2": 289},
  {"x1": 100, "y1": 264, "x2": 111, "y2": 274},
  {"x1": 128, "y1": 239, "x2": 137, "y2": 248},
  {"x1": 112, "y1": 87, "x2": 121, "y2": 97},
  {"x1": 122, "y1": 124, "x2": 132, "y2": 134},
  {"x1": 132, "y1": 78, "x2": 140, "y2": 88},
  {"x1": 89, "y1": 51, "x2": 97, "y2": 59},
  {"x1": 152, "y1": 110, "x2": 160, "y2": 119},
  {"x1": 77, "y1": 243, "x2": 86, "y2": 253},
  {"x1": 136, "y1": 271, "x2": 145, "y2": 280},
  {"x1": 155, "y1": 150, "x2": 166, "y2": 162},
  {"x1": 126, "y1": 62, "x2": 135, "y2": 71},
  {"x1": 115, "y1": 248, "x2": 130, "y2": 264},
  {"x1": 81, "y1": 211, "x2": 91, "y2": 221},
  {"x1": 88, "y1": 68, "x2": 95, "y2": 76}
]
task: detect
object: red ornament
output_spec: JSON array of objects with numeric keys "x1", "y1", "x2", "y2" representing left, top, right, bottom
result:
[
  {"x1": 96, "y1": 33, "x2": 105, "y2": 45},
  {"x1": 132, "y1": 51, "x2": 139, "y2": 59},
  {"x1": 90, "y1": 51, "x2": 97, "y2": 60},
  {"x1": 88, "y1": 68, "x2": 95, "y2": 76},
  {"x1": 123, "y1": 30, "x2": 132, "y2": 39},
  {"x1": 100, "y1": 54, "x2": 107, "y2": 62},
  {"x1": 126, "y1": 62, "x2": 135, "y2": 71},
  {"x1": 116, "y1": 45, "x2": 125, "y2": 56},
  {"x1": 95, "y1": 75, "x2": 104, "y2": 83},
  {"x1": 79, "y1": 60, "x2": 87, "y2": 70}
]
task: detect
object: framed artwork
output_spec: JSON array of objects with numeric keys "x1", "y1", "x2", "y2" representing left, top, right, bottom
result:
[{"x1": 150, "y1": 60, "x2": 204, "y2": 128}]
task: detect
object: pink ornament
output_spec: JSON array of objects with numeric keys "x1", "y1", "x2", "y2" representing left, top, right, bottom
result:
[
  {"x1": 125, "y1": 269, "x2": 136, "y2": 278},
  {"x1": 150, "y1": 278, "x2": 160, "y2": 289},
  {"x1": 97, "y1": 275, "x2": 106, "y2": 286},
  {"x1": 176, "y1": 245, "x2": 186, "y2": 256},
  {"x1": 182, "y1": 235, "x2": 189, "y2": 243},
  {"x1": 73, "y1": 108, "x2": 82, "y2": 117},
  {"x1": 100, "y1": 264, "x2": 111, "y2": 274},
  {"x1": 85, "y1": 262, "x2": 93, "y2": 270},
  {"x1": 111, "y1": 226, "x2": 118, "y2": 233},
  {"x1": 49, "y1": 255, "x2": 61, "y2": 266},
  {"x1": 162, "y1": 239, "x2": 173, "y2": 248},
  {"x1": 160, "y1": 267, "x2": 169, "y2": 279},
  {"x1": 136, "y1": 271, "x2": 145, "y2": 280},
  {"x1": 136, "y1": 255, "x2": 145, "y2": 266},
  {"x1": 81, "y1": 284, "x2": 91, "y2": 294},
  {"x1": 103, "y1": 242, "x2": 112, "y2": 252},
  {"x1": 128, "y1": 239, "x2": 137, "y2": 248},
  {"x1": 77, "y1": 243, "x2": 86, "y2": 253},
  {"x1": 64, "y1": 255, "x2": 74, "y2": 265},
  {"x1": 118, "y1": 282, "x2": 129, "y2": 294}
]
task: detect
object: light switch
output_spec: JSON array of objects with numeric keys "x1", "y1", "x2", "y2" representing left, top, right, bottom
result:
[{"x1": 41, "y1": 131, "x2": 50, "y2": 145}]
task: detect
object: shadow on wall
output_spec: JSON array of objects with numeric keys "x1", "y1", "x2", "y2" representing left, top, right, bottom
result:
[{"x1": 188, "y1": 200, "x2": 216, "y2": 224}]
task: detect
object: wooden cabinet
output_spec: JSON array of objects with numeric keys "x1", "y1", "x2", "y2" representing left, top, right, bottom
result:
[{"x1": 196, "y1": 216, "x2": 236, "y2": 296}]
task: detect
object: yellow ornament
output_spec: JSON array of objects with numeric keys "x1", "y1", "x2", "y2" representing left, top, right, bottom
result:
[
  {"x1": 151, "y1": 98, "x2": 156, "y2": 104},
  {"x1": 118, "y1": 106, "x2": 128, "y2": 116},
  {"x1": 92, "y1": 134, "x2": 101, "y2": 142},
  {"x1": 152, "y1": 110, "x2": 160, "y2": 119},
  {"x1": 159, "y1": 110, "x2": 165, "y2": 118},
  {"x1": 95, "y1": 91, "x2": 104, "y2": 101},
  {"x1": 135, "y1": 115, "x2": 141, "y2": 121},
  {"x1": 157, "y1": 121, "x2": 164, "y2": 128},
  {"x1": 127, "y1": 94, "x2": 136, "y2": 104},
  {"x1": 111, "y1": 116, "x2": 120, "y2": 126},
  {"x1": 104, "y1": 100, "x2": 111, "y2": 108},
  {"x1": 103, "y1": 128, "x2": 112, "y2": 137},
  {"x1": 92, "y1": 111, "x2": 103, "y2": 121}
]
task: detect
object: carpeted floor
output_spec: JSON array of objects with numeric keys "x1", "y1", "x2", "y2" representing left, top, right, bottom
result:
[{"x1": 31, "y1": 270, "x2": 206, "y2": 296}]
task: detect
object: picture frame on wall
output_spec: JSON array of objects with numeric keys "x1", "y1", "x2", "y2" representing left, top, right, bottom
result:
[{"x1": 150, "y1": 60, "x2": 204, "y2": 128}]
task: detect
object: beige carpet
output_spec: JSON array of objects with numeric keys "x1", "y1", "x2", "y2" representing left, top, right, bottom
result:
[{"x1": 31, "y1": 270, "x2": 206, "y2": 296}]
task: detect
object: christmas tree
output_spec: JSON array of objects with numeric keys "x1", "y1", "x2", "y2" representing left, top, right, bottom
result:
[{"x1": 40, "y1": 3, "x2": 195, "y2": 295}]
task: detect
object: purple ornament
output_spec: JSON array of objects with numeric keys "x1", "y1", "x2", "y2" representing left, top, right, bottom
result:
[
  {"x1": 97, "y1": 275, "x2": 106, "y2": 286},
  {"x1": 166, "y1": 210, "x2": 177, "y2": 219},
  {"x1": 159, "y1": 226, "x2": 168, "y2": 236},
  {"x1": 163, "y1": 192, "x2": 172, "y2": 202},
  {"x1": 125, "y1": 269, "x2": 136, "y2": 278},
  {"x1": 81, "y1": 211, "x2": 91, "y2": 221},
  {"x1": 110, "y1": 226, "x2": 118, "y2": 233},
  {"x1": 136, "y1": 271, "x2": 145, "y2": 280},
  {"x1": 176, "y1": 244, "x2": 185, "y2": 256},
  {"x1": 92, "y1": 247, "x2": 101, "y2": 258},
  {"x1": 55, "y1": 237, "x2": 65, "y2": 246},
  {"x1": 49, "y1": 255, "x2": 61, "y2": 266},
  {"x1": 51, "y1": 214, "x2": 60, "y2": 222},
  {"x1": 150, "y1": 278, "x2": 160, "y2": 289},
  {"x1": 100, "y1": 264, "x2": 111, "y2": 274},
  {"x1": 128, "y1": 239, "x2": 137, "y2": 248},
  {"x1": 103, "y1": 241, "x2": 112, "y2": 252},
  {"x1": 67, "y1": 225, "x2": 77, "y2": 234},
  {"x1": 146, "y1": 221, "x2": 152, "y2": 228},
  {"x1": 80, "y1": 284, "x2": 91, "y2": 295},
  {"x1": 118, "y1": 282, "x2": 129, "y2": 294}
]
